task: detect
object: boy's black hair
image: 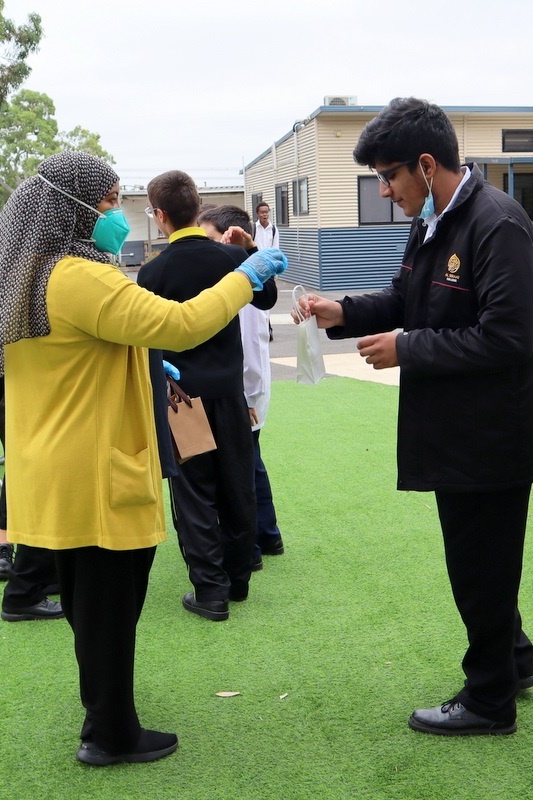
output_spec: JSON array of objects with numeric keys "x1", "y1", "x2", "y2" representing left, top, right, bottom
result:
[
  {"x1": 197, "y1": 204, "x2": 253, "y2": 236},
  {"x1": 354, "y1": 97, "x2": 461, "y2": 172}
]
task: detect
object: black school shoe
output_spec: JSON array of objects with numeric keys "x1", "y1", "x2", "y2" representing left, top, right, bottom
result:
[
  {"x1": 182, "y1": 592, "x2": 229, "y2": 621},
  {"x1": 77, "y1": 728, "x2": 178, "y2": 766},
  {"x1": 408, "y1": 700, "x2": 516, "y2": 736},
  {"x1": 1, "y1": 598, "x2": 64, "y2": 622},
  {"x1": 258, "y1": 536, "x2": 284, "y2": 556}
]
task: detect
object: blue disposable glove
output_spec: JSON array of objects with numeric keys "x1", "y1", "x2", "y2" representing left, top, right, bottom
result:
[
  {"x1": 234, "y1": 248, "x2": 288, "y2": 291},
  {"x1": 163, "y1": 360, "x2": 181, "y2": 381}
]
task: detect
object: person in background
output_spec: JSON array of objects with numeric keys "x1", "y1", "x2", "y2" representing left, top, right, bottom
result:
[
  {"x1": 253, "y1": 203, "x2": 279, "y2": 341},
  {"x1": 197, "y1": 205, "x2": 284, "y2": 570},
  {"x1": 252, "y1": 202, "x2": 279, "y2": 250},
  {"x1": 138, "y1": 174, "x2": 278, "y2": 623},
  {"x1": 0, "y1": 379, "x2": 61, "y2": 618},
  {"x1": 294, "y1": 97, "x2": 533, "y2": 737},
  {"x1": 0, "y1": 151, "x2": 286, "y2": 766}
]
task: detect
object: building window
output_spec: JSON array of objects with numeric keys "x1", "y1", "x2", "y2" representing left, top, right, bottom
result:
[
  {"x1": 251, "y1": 192, "x2": 262, "y2": 221},
  {"x1": 358, "y1": 176, "x2": 412, "y2": 224},
  {"x1": 275, "y1": 183, "x2": 289, "y2": 226},
  {"x1": 502, "y1": 130, "x2": 533, "y2": 152},
  {"x1": 292, "y1": 177, "x2": 309, "y2": 215},
  {"x1": 503, "y1": 173, "x2": 533, "y2": 218}
]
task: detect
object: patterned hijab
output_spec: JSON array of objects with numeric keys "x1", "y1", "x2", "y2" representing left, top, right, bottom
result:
[{"x1": 0, "y1": 150, "x2": 119, "y2": 374}]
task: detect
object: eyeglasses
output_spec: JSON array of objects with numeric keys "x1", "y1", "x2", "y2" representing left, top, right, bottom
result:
[
  {"x1": 374, "y1": 159, "x2": 417, "y2": 187},
  {"x1": 144, "y1": 206, "x2": 159, "y2": 218}
]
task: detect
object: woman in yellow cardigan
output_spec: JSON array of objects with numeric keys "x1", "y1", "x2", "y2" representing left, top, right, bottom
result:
[{"x1": 0, "y1": 151, "x2": 286, "y2": 766}]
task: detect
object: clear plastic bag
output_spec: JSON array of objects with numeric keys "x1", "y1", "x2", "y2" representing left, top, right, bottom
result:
[{"x1": 292, "y1": 285, "x2": 326, "y2": 385}]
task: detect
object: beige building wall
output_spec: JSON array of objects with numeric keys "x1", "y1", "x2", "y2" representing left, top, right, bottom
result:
[
  {"x1": 463, "y1": 114, "x2": 533, "y2": 158},
  {"x1": 245, "y1": 108, "x2": 533, "y2": 232},
  {"x1": 198, "y1": 189, "x2": 244, "y2": 207},
  {"x1": 316, "y1": 114, "x2": 374, "y2": 228}
]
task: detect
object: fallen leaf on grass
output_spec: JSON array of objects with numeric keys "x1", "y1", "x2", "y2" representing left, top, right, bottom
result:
[{"x1": 215, "y1": 691, "x2": 241, "y2": 697}]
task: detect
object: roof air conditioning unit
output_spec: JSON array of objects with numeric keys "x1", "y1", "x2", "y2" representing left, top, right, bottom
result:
[{"x1": 324, "y1": 95, "x2": 357, "y2": 107}]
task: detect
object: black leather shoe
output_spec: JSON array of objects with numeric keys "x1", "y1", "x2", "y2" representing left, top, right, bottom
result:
[
  {"x1": 518, "y1": 675, "x2": 533, "y2": 691},
  {"x1": 77, "y1": 728, "x2": 178, "y2": 766},
  {"x1": 1, "y1": 598, "x2": 64, "y2": 622},
  {"x1": 0, "y1": 543, "x2": 14, "y2": 580},
  {"x1": 408, "y1": 700, "x2": 516, "y2": 736},
  {"x1": 182, "y1": 592, "x2": 229, "y2": 621},
  {"x1": 251, "y1": 558, "x2": 263, "y2": 572},
  {"x1": 258, "y1": 536, "x2": 284, "y2": 556}
]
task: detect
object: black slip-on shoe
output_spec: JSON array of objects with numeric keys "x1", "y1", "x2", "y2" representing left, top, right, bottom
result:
[
  {"x1": 182, "y1": 592, "x2": 229, "y2": 621},
  {"x1": 258, "y1": 536, "x2": 284, "y2": 556},
  {"x1": 408, "y1": 700, "x2": 516, "y2": 736},
  {"x1": 1, "y1": 598, "x2": 64, "y2": 622},
  {"x1": 76, "y1": 729, "x2": 178, "y2": 766}
]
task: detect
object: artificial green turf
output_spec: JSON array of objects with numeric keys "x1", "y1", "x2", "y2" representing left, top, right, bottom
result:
[{"x1": 2, "y1": 376, "x2": 533, "y2": 800}]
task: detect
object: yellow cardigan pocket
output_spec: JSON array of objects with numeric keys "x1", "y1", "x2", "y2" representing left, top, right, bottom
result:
[{"x1": 109, "y1": 446, "x2": 157, "y2": 508}]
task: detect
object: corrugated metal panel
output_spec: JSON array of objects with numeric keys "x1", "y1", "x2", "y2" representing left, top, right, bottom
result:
[
  {"x1": 463, "y1": 115, "x2": 533, "y2": 158},
  {"x1": 317, "y1": 117, "x2": 370, "y2": 228},
  {"x1": 279, "y1": 229, "x2": 321, "y2": 288},
  {"x1": 319, "y1": 227, "x2": 411, "y2": 290},
  {"x1": 279, "y1": 226, "x2": 410, "y2": 291},
  {"x1": 290, "y1": 123, "x2": 318, "y2": 228},
  {"x1": 245, "y1": 123, "x2": 319, "y2": 228}
]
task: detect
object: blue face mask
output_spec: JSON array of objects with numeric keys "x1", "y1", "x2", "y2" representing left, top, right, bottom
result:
[
  {"x1": 91, "y1": 208, "x2": 130, "y2": 255},
  {"x1": 418, "y1": 162, "x2": 435, "y2": 219}
]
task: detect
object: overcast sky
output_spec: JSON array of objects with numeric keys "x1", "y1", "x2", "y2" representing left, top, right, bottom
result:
[{"x1": 7, "y1": 0, "x2": 533, "y2": 188}]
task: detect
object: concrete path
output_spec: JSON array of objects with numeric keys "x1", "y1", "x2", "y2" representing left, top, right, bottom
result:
[{"x1": 269, "y1": 282, "x2": 399, "y2": 387}]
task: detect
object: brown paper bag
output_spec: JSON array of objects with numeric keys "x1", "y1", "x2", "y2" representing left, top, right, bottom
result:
[{"x1": 166, "y1": 377, "x2": 217, "y2": 464}]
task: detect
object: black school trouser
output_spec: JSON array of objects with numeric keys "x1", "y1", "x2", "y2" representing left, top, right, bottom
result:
[
  {"x1": 2, "y1": 543, "x2": 58, "y2": 610},
  {"x1": 1, "y1": 473, "x2": 59, "y2": 609},
  {"x1": 55, "y1": 545, "x2": 156, "y2": 755},
  {"x1": 169, "y1": 395, "x2": 256, "y2": 602},
  {"x1": 435, "y1": 485, "x2": 533, "y2": 723}
]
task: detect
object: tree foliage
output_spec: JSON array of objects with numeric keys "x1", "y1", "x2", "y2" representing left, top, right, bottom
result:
[
  {"x1": 0, "y1": 5, "x2": 115, "y2": 205},
  {"x1": 0, "y1": 89, "x2": 59, "y2": 196},
  {"x1": 0, "y1": 0, "x2": 42, "y2": 107},
  {"x1": 0, "y1": 90, "x2": 116, "y2": 204},
  {"x1": 57, "y1": 125, "x2": 115, "y2": 164}
]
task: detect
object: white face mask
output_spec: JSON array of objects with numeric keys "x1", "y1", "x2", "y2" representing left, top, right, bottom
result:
[{"x1": 418, "y1": 162, "x2": 435, "y2": 219}]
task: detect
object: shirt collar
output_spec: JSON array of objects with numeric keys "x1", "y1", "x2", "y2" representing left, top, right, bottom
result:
[
  {"x1": 423, "y1": 165, "x2": 471, "y2": 241},
  {"x1": 168, "y1": 226, "x2": 208, "y2": 244}
]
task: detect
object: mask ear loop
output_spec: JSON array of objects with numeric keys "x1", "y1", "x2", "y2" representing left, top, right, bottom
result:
[
  {"x1": 418, "y1": 161, "x2": 433, "y2": 195},
  {"x1": 37, "y1": 173, "x2": 105, "y2": 219}
]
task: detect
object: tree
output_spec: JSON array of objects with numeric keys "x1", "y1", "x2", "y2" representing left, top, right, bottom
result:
[
  {"x1": 0, "y1": 89, "x2": 59, "y2": 197},
  {"x1": 58, "y1": 126, "x2": 115, "y2": 164},
  {"x1": 0, "y1": 1, "x2": 42, "y2": 107},
  {"x1": 0, "y1": 90, "x2": 115, "y2": 204}
]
